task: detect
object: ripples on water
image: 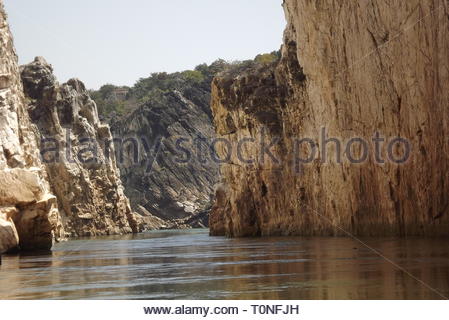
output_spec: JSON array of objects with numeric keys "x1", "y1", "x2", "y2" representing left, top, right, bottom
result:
[{"x1": 1, "y1": 229, "x2": 449, "y2": 299}]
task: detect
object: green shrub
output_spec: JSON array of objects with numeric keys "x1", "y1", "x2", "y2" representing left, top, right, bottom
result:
[
  {"x1": 181, "y1": 70, "x2": 205, "y2": 83},
  {"x1": 255, "y1": 53, "x2": 278, "y2": 64}
]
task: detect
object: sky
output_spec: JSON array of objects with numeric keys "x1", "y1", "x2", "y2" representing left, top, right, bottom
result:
[{"x1": 4, "y1": 0, "x2": 286, "y2": 89}]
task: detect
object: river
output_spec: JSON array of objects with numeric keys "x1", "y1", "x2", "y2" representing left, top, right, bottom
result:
[{"x1": 1, "y1": 229, "x2": 448, "y2": 299}]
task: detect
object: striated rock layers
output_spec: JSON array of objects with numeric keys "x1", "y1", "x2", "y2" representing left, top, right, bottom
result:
[
  {"x1": 111, "y1": 86, "x2": 218, "y2": 224},
  {"x1": 0, "y1": 3, "x2": 63, "y2": 253},
  {"x1": 20, "y1": 57, "x2": 143, "y2": 237},
  {"x1": 210, "y1": 0, "x2": 449, "y2": 237}
]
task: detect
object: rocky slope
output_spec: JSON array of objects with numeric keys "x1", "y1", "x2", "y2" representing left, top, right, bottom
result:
[
  {"x1": 210, "y1": 0, "x2": 449, "y2": 237},
  {"x1": 110, "y1": 78, "x2": 219, "y2": 223},
  {"x1": 20, "y1": 57, "x2": 145, "y2": 237},
  {"x1": 0, "y1": 3, "x2": 63, "y2": 253}
]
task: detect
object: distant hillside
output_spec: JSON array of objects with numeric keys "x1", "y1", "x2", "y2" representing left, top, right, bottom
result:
[{"x1": 90, "y1": 52, "x2": 280, "y2": 121}]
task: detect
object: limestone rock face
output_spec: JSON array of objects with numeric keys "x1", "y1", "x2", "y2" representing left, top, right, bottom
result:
[
  {"x1": 210, "y1": 0, "x2": 449, "y2": 237},
  {"x1": 20, "y1": 57, "x2": 141, "y2": 237},
  {"x1": 0, "y1": 2, "x2": 63, "y2": 253},
  {"x1": 0, "y1": 207, "x2": 19, "y2": 253},
  {"x1": 111, "y1": 86, "x2": 218, "y2": 224}
]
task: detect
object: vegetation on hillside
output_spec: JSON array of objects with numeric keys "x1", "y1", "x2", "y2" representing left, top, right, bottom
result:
[
  {"x1": 90, "y1": 51, "x2": 280, "y2": 120},
  {"x1": 89, "y1": 84, "x2": 129, "y2": 117}
]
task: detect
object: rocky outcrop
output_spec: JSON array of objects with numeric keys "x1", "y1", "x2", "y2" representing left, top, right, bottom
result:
[
  {"x1": 210, "y1": 0, "x2": 449, "y2": 237},
  {"x1": 20, "y1": 57, "x2": 144, "y2": 237},
  {"x1": 111, "y1": 86, "x2": 218, "y2": 223},
  {"x1": 0, "y1": 2, "x2": 63, "y2": 253},
  {"x1": 0, "y1": 206, "x2": 18, "y2": 253}
]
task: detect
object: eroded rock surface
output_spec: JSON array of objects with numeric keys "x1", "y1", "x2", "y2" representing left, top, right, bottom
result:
[
  {"x1": 0, "y1": 207, "x2": 18, "y2": 253},
  {"x1": 210, "y1": 0, "x2": 449, "y2": 237},
  {"x1": 111, "y1": 81, "x2": 219, "y2": 224},
  {"x1": 20, "y1": 57, "x2": 144, "y2": 237},
  {"x1": 0, "y1": 2, "x2": 63, "y2": 253}
]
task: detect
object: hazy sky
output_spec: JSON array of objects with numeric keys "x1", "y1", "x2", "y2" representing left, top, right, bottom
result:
[{"x1": 4, "y1": 0, "x2": 285, "y2": 89}]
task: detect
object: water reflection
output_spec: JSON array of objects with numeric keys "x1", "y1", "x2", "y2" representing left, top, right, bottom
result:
[{"x1": 1, "y1": 230, "x2": 448, "y2": 299}]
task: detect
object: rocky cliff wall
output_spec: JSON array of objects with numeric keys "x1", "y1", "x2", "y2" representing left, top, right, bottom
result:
[
  {"x1": 210, "y1": 0, "x2": 449, "y2": 237},
  {"x1": 21, "y1": 57, "x2": 144, "y2": 237},
  {"x1": 0, "y1": 3, "x2": 63, "y2": 253},
  {"x1": 111, "y1": 87, "x2": 218, "y2": 224},
  {"x1": 1, "y1": 0, "x2": 147, "y2": 253}
]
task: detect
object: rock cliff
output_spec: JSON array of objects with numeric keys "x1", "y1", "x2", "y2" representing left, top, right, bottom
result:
[
  {"x1": 210, "y1": 0, "x2": 449, "y2": 237},
  {"x1": 110, "y1": 81, "x2": 219, "y2": 223},
  {"x1": 0, "y1": 3, "x2": 63, "y2": 253},
  {"x1": 20, "y1": 57, "x2": 144, "y2": 237},
  {"x1": 1, "y1": 0, "x2": 148, "y2": 253}
]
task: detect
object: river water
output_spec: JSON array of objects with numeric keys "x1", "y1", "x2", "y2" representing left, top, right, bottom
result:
[{"x1": 1, "y1": 229, "x2": 448, "y2": 299}]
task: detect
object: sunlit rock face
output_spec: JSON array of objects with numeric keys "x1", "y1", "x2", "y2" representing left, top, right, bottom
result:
[
  {"x1": 20, "y1": 57, "x2": 145, "y2": 237},
  {"x1": 210, "y1": 0, "x2": 449, "y2": 237},
  {"x1": 0, "y1": 2, "x2": 63, "y2": 253}
]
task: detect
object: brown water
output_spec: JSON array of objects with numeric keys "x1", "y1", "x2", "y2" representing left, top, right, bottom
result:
[{"x1": 1, "y1": 229, "x2": 448, "y2": 299}]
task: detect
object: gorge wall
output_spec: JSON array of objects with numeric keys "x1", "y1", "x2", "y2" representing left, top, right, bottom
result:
[
  {"x1": 1, "y1": 1, "x2": 143, "y2": 253},
  {"x1": 210, "y1": 0, "x2": 449, "y2": 237},
  {"x1": 0, "y1": 3, "x2": 63, "y2": 252},
  {"x1": 20, "y1": 57, "x2": 144, "y2": 237},
  {"x1": 110, "y1": 80, "x2": 219, "y2": 226}
]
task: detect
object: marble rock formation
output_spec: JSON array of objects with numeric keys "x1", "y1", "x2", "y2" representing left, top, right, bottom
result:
[
  {"x1": 1, "y1": 3, "x2": 63, "y2": 253},
  {"x1": 210, "y1": 0, "x2": 449, "y2": 237},
  {"x1": 20, "y1": 57, "x2": 145, "y2": 237}
]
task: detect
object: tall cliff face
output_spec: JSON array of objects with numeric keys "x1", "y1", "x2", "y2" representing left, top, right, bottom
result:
[
  {"x1": 20, "y1": 57, "x2": 143, "y2": 237},
  {"x1": 210, "y1": 0, "x2": 449, "y2": 237},
  {"x1": 0, "y1": 4, "x2": 63, "y2": 253}
]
